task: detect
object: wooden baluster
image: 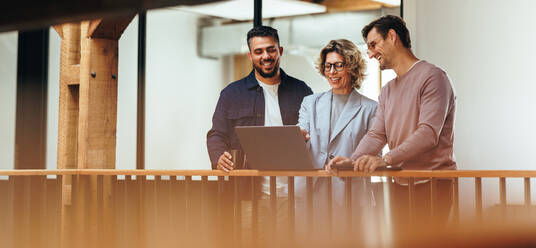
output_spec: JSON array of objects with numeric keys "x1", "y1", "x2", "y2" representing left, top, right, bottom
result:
[
  {"x1": 430, "y1": 177, "x2": 437, "y2": 218},
  {"x1": 162, "y1": 176, "x2": 173, "y2": 246},
  {"x1": 524, "y1": 177, "x2": 531, "y2": 207},
  {"x1": 269, "y1": 176, "x2": 277, "y2": 243},
  {"x1": 45, "y1": 175, "x2": 62, "y2": 248},
  {"x1": 382, "y1": 176, "x2": 394, "y2": 246},
  {"x1": 453, "y1": 178, "x2": 460, "y2": 226},
  {"x1": 102, "y1": 175, "x2": 115, "y2": 248},
  {"x1": 345, "y1": 177, "x2": 352, "y2": 236},
  {"x1": 232, "y1": 176, "x2": 241, "y2": 246},
  {"x1": 216, "y1": 176, "x2": 224, "y2": 244},
  {"x1": 122, "y1": 175, "x2": 131, "y2": 248},
  {"x1": 327, "y1": 176, "x2": 333, "y2": 241},
  {"x1": 3, "y1": 176, "x2": 15, "y2": 248},
  {"x1": 12, "y1": 176, "x2": 29, "y2": 248},
  {"x1": 96, "y1": 175, "x2": 103, "y2": 248},
  {"x1": 499, "y1": 177, "x2": 506, "y2": 206},
  {"x1": 86, "y1": 175, "x2": 99, "y2": 248},
  {"x1": 169, "y1": 176, "x2": 179, "y2": 246},
  {"x1": 113, "y1": 175, "x2": 125, "y2": 248},
  {"x1": 78, "y1": 175, "x2": 91, "y2": 248},
  {"x1": 499, "y1": 177, "x2": 507, "y2": 220},
  {"x1": 287, "y1": 176, "x2": 295, "y2": 246},
  {"x1": 251, "y1": 177, "x2": 258, "y2": 246},
  {"x1": 200, "y1": 176, "x2": 208, "y2": 246},
  {"x1": 184, "y1": 176, "x2": 191, "y2": 245},
  {"x1": 408, "y1": 177, "x2": 415, "y2": 224},
  {"x1": 26, "y1": 176, "x2": 45, "y2": 247},
  {"x1": 306, "y1": 176, "x2": 313, "y2": 239},
  {"x1": 155, "y1": 175, "x2": 164, "y2": 247},
  {"x1": 60, "y1": 174, "x2": 74, "y2": 248},
  {"x1": 475, "y1": 177, "x2": 483, "y2": 221},
  {"x1": 136, "y1": 175, "x2": 146, "y2": 248},
  {"x1": 126, "y1": 175, "x2": 138, "y2": 248}
]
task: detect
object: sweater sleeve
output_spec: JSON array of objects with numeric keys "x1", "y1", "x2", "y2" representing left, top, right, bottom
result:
[
  {"x1": 386, "y1": 70, "x2": 453, "y2": 165},
  {"x1": 351, "y1": 93, "x2": 387, "y2": 160}
]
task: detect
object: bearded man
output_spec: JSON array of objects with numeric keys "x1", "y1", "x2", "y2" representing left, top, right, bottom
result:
[{"x1": 207, "y1": 25, "x2": 313, "y2": 171}]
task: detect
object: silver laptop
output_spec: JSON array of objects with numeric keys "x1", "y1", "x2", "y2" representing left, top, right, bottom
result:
[{"x1": 235, "y1": 126, "x2": 317, "y2": 170}]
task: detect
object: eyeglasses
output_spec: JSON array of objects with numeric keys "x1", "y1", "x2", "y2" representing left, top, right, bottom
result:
[{"x1": 324, "y1": 62, "x2": 345, "y2": 72}]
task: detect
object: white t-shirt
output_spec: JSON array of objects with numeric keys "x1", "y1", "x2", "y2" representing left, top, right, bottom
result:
[
  {"x1": 257, "y1": 79, "x2": 287, "y2": 197},
  {"x1": 257, "y1": 80, "x2": 283, "y2": 126}
]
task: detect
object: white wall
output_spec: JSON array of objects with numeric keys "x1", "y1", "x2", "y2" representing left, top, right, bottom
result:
[
  {"x1": 0, "y1": 32, "x2": 17, "y2": 170},
  {"x1": 405, "y1": 0, "x2": 536, "y2": 208},
  {"x1": 116, "y1": 16, "x2": 139, "y2": 170},
  {"x1": 405, "y1": 0, "x2": 536, "y2": 171},
  {"x1": 145, "y1": 9, "x2": 224, "y2": 169},
  {"x1": 48, "y1": 28, "x2": 60, "y2": 170}
]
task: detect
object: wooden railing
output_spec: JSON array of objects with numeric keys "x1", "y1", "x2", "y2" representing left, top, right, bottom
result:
[{"x1": 1, "y1": 170, "x2": 535, "y2": 248}]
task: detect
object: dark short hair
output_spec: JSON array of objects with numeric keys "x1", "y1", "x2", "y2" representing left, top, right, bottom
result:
[
  {"x1": 316, "y1": 39, "x2": 366, "y2": 89},
  {"x1": 362, "y1": 15, "x2": 411, "y2": 49},
  {"x1": 246, "y1": 26, "x2": 280, "y2": 49}
]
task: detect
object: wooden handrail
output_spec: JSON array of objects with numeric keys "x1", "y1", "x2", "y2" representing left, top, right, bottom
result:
[{"x1": 0, "y1": 169, "x2": 535, "y2": 177}]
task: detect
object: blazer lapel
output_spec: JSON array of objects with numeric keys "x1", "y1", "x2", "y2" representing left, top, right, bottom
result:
[
  {"x1": 330, "y1": 90, "x2": 362, "y2": 143},
  {"x1": 316, "y1": 91, "x2": 332, "y2": 152}
]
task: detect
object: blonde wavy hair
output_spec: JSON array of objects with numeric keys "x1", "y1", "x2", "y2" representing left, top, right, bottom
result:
[{"x1": 316, "y1": 39, "x2": 366, "y2": 89}]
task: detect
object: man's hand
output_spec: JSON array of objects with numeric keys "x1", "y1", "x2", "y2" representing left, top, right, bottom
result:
[
  {"x1": 217, "y1": 152, "x2": 233, "y2": 172},
  {"x1": 325, "y1": 156, "x2": 352, "y2": 173},
  {"x1": 354, "y1": 155, "x2": 387, "y2": 173},
  {"x1": 300, "y1": 128, "x2": 310, "y2": 142}
]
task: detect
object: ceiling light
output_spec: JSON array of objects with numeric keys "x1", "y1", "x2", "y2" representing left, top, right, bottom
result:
[
  {"x1": 177, "y1": 0, "x2": 326, "y2": 21},
  {"x1": 372, "y1": 0, "x2": 401, "y2": 6}
]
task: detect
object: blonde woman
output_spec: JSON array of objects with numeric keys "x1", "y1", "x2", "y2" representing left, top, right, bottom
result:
[
  {"x1": 295, "y1": 39, "x2": 378, "y2": 233},
  {"x1": 298, "y1": 39, "x2": 377, "y2": 168}
]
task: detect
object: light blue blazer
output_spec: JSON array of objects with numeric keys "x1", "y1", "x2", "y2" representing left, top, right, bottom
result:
[{"x1": 298, "y1": 89, "x2": 377, "y2": 169}]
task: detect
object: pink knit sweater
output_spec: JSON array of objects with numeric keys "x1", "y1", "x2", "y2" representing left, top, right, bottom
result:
[{"x1": 352, "y1": 61, "x2": 457, "y2": 170}]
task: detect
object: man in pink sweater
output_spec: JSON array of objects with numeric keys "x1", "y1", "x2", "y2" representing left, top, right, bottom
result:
[
  {"x1": 329, "y1": 15, "x2": 456, "y2": 173},
  {"x1": 328, "y1": 15, "x2": 457, "y2": 230}
]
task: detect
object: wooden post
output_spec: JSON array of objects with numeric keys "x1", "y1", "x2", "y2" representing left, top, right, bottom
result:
[
  {"x1": 56, "y1": 16, "x2": 134, "y2": 170},
  {"x1": 54, "y1": 16, "x2": 134, "y2": 248}
]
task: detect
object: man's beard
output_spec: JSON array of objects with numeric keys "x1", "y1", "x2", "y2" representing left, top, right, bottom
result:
[
  {"x1": 254, "y1": 60, "x2": 280, "y2": 78},
  {"x1": 379, "y1": 58, "x2": 392, "y2": 70}
]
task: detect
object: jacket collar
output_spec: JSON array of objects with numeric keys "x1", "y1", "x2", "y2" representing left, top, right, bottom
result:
[{"x1": 330, "y1": 89, "x2": 363, "y2": 143}]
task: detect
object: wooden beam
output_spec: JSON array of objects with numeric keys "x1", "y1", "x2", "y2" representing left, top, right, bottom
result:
[
  {"x1": 0, "y1": 0, "x2": 221, "y2": 33},
  {"x1": 87, "y1": 20, "x2": 102, "y2": 39},
  {"x1": 53, "y1": 25, "x2": 64, "y2": 39},
  {"x1": 87, "y1": 15, "x2": 135, "y2": 40},
  {"x1": 303, "y1": 0, "x2": 396, "y2": 12}
]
